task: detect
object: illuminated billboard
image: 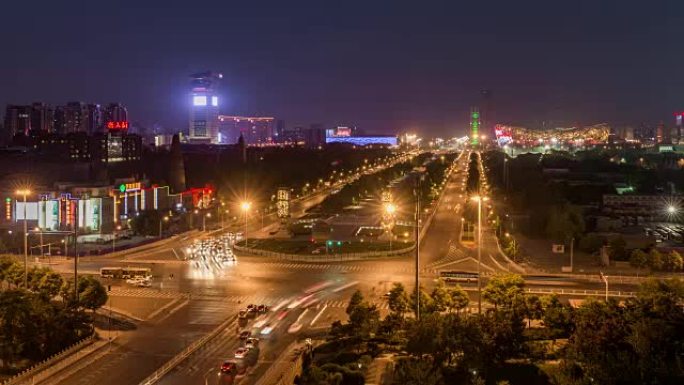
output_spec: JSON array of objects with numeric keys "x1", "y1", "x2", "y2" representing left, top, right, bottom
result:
[
  {"x1": 193, "y1": 95, "x2": 207, "y2": 106},
  {"x1": 106, "y1": 121, "x2": 129, "y2": 130},
  {"x1": 15, "y1": 202, "x2": 38, "y2": 220},
  {"x1": 325, "y1": 136, "x2": 398, "y2": 146},
  {"x1": 211, "y1": 96, "x2": 218, "y2": 107}
]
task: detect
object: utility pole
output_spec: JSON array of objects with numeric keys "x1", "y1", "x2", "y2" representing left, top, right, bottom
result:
[
  {"x1": 570, "y1": 237, "x2": 574, "y2": 272},
  {"x1": 477, "y1": 196, "x2": 482, "y2": 314},
  {"x1": 414, "y1": 176, "x2": 421, "y2": 320}
]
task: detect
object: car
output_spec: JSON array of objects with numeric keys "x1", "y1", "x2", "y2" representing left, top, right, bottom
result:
[
  {"x1": 383, "y1": 292, "x2": 391, "y2": 298},
  {"x1": 247, "y1": 308, "x2": 258, "y2": 318},
  {"x1": 134, "y1": 280, "x2": 151, "y2": 288},
  {"x1": 257, "y1": 304, "x2": 268, "y2": 313},
  {"x1": 239, "y1": 330, "x2": 251, "y2": 340},
  {"x1": 238, "y1": 310, "x2": 248, "y2": 319},
  {"x1": 245, "y1": 337, "x2": 259, "y2": 348},
  {"x1": 234, "y1": 347, "x2": 249, "y2": 359},
  {"x1": 246, "y1": 304, "x2": 256, "y2": 311},
  {"x1": 220, "y1": 360, "x2": 238, "y2": 375}
]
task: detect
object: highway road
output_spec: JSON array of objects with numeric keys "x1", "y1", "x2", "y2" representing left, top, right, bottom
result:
[{"x1": 44, "y1": 148, "x2": 642, "y2": 385}]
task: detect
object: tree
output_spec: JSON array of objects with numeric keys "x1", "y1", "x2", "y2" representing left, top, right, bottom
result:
[
  {"x1": 524, "y1": 295, "x2": 544, "y2": 328},
  {"x1": 482, "y1": 273, "x2": 525, "y2": 310},
  {"x1": 77, "y1": 276, "x2": 108, "y2": 311},
  {"x1": 387, "y1": 282, "x2": 410, "y2": 315},
  {"x1": 0, "y1": 290, "x2": 33, "y2": 369},
  {"x1": 664, "y1": 250, "x2": 683, "y2": 271},
  {"x1": 647, "y1": 249, "x2": 664, "y2": 270},
  {"x1": 37, "y1": 270, "x2": 64, "y2": 300},
  {"x1": 405, "y1": 313, "x2": 443, "y2": 357},
  {"x1": 346, "y1": 290, "x2": 364, "y2": 317},
  {"x1": 608, "y1": 236, "x2": 627, "y2": 261},
  {"x1": 541, "y1": 295, "x2": 574, "y2": 338},
  {"x1": 448, "y1": 285, "x2": 469, "y2": 313},
  {"x1": 578, "y1": 233, "x2": 605, "y2": 254},
  {"x1": 545, "y1": 205, "x2": 585, "y2": 242},
  {"x1": 392, "y1": 357, "x2": 442, "y2": 385},
  {"x1": 429, "y1": 280, "x2": 452, "y2": 313},
  {"x1": 410, "y1": 285, "x2": 433, "y2": 317},
  {"x1": 629, "y1": 249, "x2": 649, "y2": 271}
]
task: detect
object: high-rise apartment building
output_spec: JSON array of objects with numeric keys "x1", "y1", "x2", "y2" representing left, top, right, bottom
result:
[
  {"x1": 30, "y1": 102, "x2": 54, "y2": 133},
  {"x1": 86, "y1": 104, "x2": 103, "y2": 134},
  {"x1": 218, "y1": 115, "x2": 275, "y2": 144},
  {"x1": 64, "y1": 102, "x2": 88, "y2": 133},
  {"x1": 104, "y1": 103, "x2": 128, "y2": 124},
  {"x1": 189, "y1": 71, "x2": 221, "y2": 144},
  {"x1": 4, "y1": 105, "x2": 32, "y2": 138}
]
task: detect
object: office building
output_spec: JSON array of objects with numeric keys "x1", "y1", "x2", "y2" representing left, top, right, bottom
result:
[
  {"x1": 189, "y1": 71, "x2": 221, "y2": 144},
  {"x1": 85, "y1": 104, "x2": 103, "y2": 134},
  {"x1": 218, "y1": 115, "x2": 275, "y2": 144}
]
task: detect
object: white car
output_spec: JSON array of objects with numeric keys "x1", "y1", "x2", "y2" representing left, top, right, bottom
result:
[{"x1": 234, "y1": 347, "x2": 250, "y2": 359}]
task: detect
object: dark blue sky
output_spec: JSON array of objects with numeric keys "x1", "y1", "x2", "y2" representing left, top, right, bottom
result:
[{"x1": 2, "y1": 0, "x2": 683, "y2": 136}]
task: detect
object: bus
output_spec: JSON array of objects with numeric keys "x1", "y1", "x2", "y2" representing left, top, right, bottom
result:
[
  {"x1": 439, "y1": 270, "x2": 478, "y2": 283},
  {"x1": 100, "y1": 267, "x2": 152, "y2": 279}
]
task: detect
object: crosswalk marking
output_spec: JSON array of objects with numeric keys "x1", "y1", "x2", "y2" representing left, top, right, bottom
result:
[{"x1": 108, "y1": 288, "x2": 185, "y2": 299}]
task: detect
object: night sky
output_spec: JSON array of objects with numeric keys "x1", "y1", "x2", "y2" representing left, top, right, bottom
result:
[{"x1": 2, "y1": 0, "x2": 683, "y2": 137}]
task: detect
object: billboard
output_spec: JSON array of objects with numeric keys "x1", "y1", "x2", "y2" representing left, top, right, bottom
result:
[{"x1": 15, "y1": 202, "x2": 38, "y2": 220}]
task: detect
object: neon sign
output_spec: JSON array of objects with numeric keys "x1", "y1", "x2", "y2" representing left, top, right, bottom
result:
[
  {"x1": 118, "y1": 182, "x2": 141, "y2": 193},
  {"x1": 107, "y1": 121, "x2": 129, "y2": 130}
]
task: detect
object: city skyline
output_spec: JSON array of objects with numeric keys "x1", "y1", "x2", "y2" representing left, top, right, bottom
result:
[{"x1": 2, "y1": 1, "x2": 683, "y2": 137}]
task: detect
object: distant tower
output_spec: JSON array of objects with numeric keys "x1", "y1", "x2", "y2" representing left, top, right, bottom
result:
[
  {"x1": 237, "y1": 133, "x2": 246, "y2": 164},
  {"x1": 470, "y1": 108, "x2": 481, "y2": 145},
  {"x1": 188, "y1": 71, "x2": 222, "y2": 144},
  {"x1": 656, "y1": 121, "x2": 668, "y2": 144},
  {"x1": 675, "y1": 112, "x2": 684, "y2": 144},
  {"x1": 169, "y1": 134, "x2": 186, "y2": 193}
]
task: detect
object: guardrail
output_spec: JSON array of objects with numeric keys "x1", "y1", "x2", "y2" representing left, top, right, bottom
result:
[
  {"x1": 233, "y1": 243, "x2": 415, "y2": 262},
  {"x1": 524, "y1": 287, "x2": 636, "y2": 298},
  {"x1": 137, "y1": 315, "x2": 237, "y2": 385},
  {"x1": 2, "y1": 335, "x2": 96, "y2": 385}
]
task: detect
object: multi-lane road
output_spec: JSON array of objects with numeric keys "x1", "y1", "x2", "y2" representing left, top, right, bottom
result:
[{"x1": 43, "y1": 148, "x2": 641, "y2": 385}]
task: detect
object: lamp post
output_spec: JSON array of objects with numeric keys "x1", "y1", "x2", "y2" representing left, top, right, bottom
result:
[
  {"x1": 384, "y1": 202, "x2": 397, "y2": 252},
  {"x1": 471, "y1": 195, "x2": 489, "y2": 314},
  {"x1": 16, "y1": 189, "x2": 30, "y2": 288},
  {"x1": 112, "y1": 225, "x2": 122, "y2": 252},
  {"x1": 600, "y1": 272, "x2": 609, "y2": 301},
  {"x1": 241, "y1": 201, "x2": 252, "y2": 247},
  {"x1": 203, "y1": 213, "x2": 211, "y2": 232},
  {"x1": 159, "y1": 216, "x2": 169, "y2": 238}
]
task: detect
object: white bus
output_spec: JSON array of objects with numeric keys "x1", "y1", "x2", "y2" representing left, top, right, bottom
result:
[{"x1": 100, "y1": 267, "x2": 152, "y2": 279}]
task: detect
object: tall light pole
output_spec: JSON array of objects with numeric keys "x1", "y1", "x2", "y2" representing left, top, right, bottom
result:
[
  {"x1": 414, "y1": 177, "x2": 421, "y2": 320},
  {"x1": 159, "y1": 216, "x2": 169, "y2": 238},
  {"x1": 471, "y1": 195, "x2": 489, "y2": 314},
  {"x1": 384, "y1": 202, "x2": 396, "y2": 252},
  {"x1": 203, "y1": 213, "x2": 211, "y2": 232},
  {"x1": 241, "y1": 201, "x2": 252, "y2": 247},
  {"x1": 16, "y1": 189, "x2": 30, "y2": 288},
  {"x1": 112, "y1": 225, "x2": 122, "y2": 252},
  {"x1": 600, "y1": 272, "x2": 609, "y2": 301}
]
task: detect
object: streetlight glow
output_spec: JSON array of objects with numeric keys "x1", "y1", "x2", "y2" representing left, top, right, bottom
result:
[
  {"x1": 384, "y1": 203, "x2": 397, "y2": 215},
  {"x1": 667, "y1": 205, "x2": 677, "y2": 214},
  {"x1": 241, "y1": 201, "x2": 252, "y2": 212}
]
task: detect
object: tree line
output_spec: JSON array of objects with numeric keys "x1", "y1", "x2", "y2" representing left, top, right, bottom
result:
[
  {"x1": 0, "y1": 256, "x2": 107, "y2": 373},
  {"x1": 296, "y1": 274, "x2": 684, "y2": 385}
]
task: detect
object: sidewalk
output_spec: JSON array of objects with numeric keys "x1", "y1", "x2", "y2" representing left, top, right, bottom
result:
[{"x1": 364, "y1": 354, "x2": 394, "y2": 385}]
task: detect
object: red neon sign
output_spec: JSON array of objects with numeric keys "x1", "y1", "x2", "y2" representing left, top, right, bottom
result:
[{"x1": 107, "y1": 121, "x2": 129, "y2": 130}]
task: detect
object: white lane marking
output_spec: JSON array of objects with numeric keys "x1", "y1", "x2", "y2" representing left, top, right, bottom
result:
[
  {"x1": 332, "y1": 281, "x2": 359, "y2": 293},
  {"x1": 310, "y1": 305, "x2": 328, "y2": 326}
]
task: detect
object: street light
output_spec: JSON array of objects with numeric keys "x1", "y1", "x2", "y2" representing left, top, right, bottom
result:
[
  {"x1": 159, "y1": 216, "x2": 169, "y2": 238},
  {"x1": 203, "y1": 212, "x2": 211, "y2": 232},
  {"x1": 384, "y1": 203, "x2": 397, "y2": 251},
  {"x1": 112, "y1": 225, "x2": 122, "y2": 252},
  {"x1": 241, "y1": 201, "x2": 252, "y2": 247},
  {"x1": 16, "y1": 189, "x2": 31, "y2": 288},
  {"x1": 667, "y1": 205, "x2": 677, "y2": 215},
  {"x1": 471, "y1": 195, "x2": 489, "y2": 314}
]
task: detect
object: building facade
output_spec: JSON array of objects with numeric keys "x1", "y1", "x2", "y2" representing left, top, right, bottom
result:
[
  {"x1": 189, "y1": 71, "x2": 221, "y2": 144},
  {"x1": 218, "y1": 115, "x2": 275, "y2": 144}
]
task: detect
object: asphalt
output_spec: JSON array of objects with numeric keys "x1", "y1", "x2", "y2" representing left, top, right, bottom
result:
[{"x1": 42, "y1": 148, "x2": 643, "y2": 385}]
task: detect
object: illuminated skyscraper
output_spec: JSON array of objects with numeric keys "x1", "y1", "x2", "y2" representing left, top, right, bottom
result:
[{"x1": 189, "y1": 71, "x2": 222, "y2": 144}]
